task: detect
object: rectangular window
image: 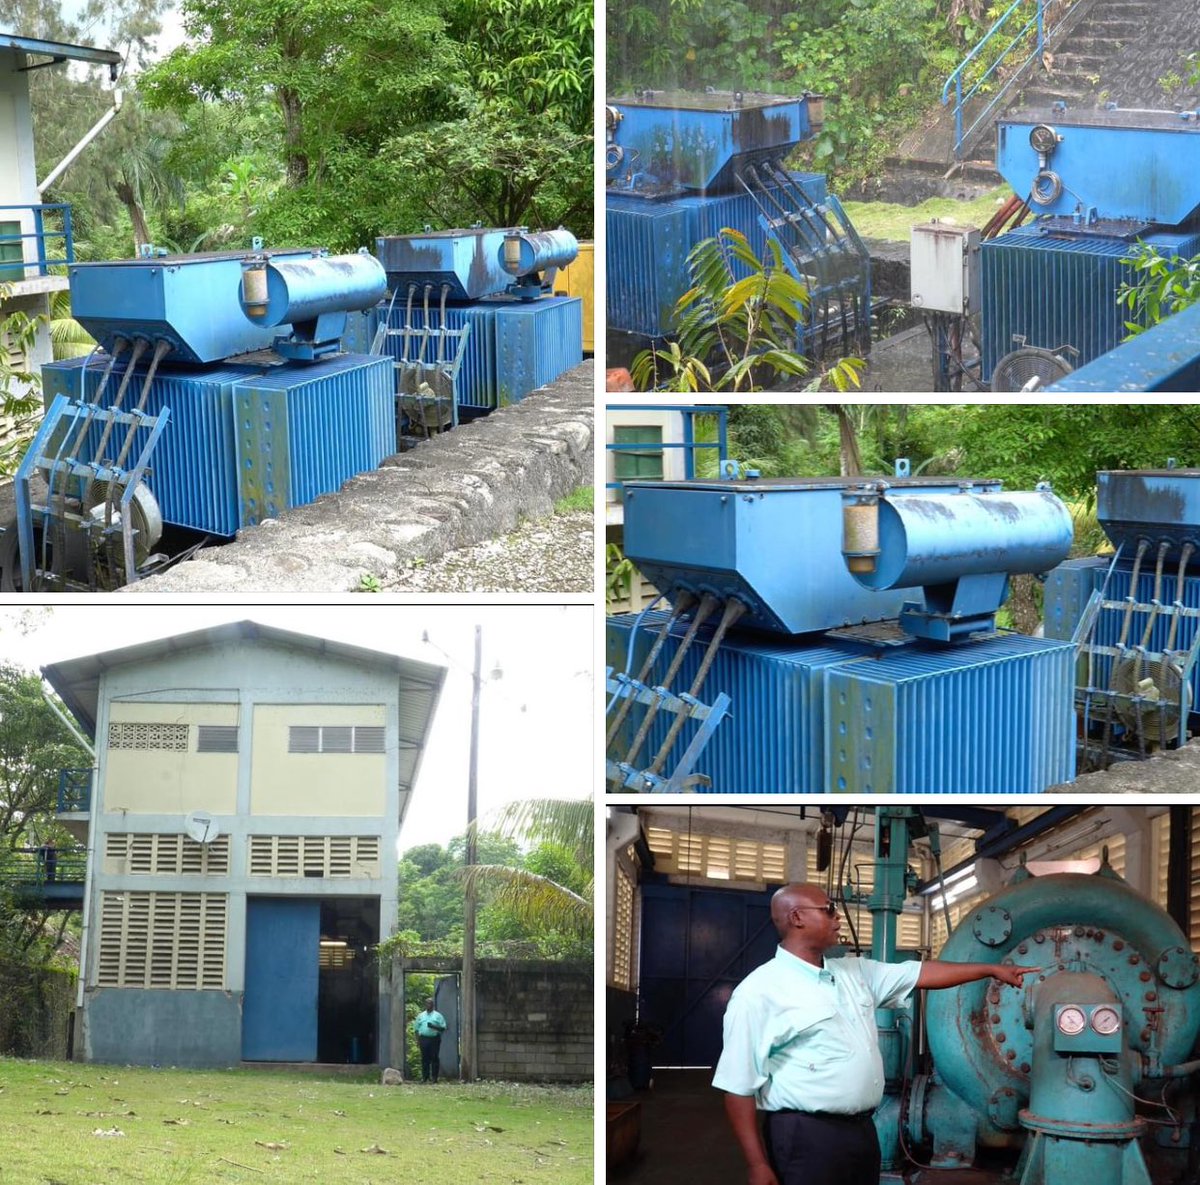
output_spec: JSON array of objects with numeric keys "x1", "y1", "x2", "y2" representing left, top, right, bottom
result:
[
  {"x1": 288, "y1": 725, "x2": 386, "y2": 754},
  {"x1": 197, "y1": 725, "x2": 239, "y2": 753},
  {"x1": 613, "y1": 425, "x2": 664, "y2": 503}
]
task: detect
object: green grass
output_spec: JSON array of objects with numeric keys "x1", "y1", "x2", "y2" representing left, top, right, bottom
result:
[
  {"x1": 842, "y1": 186, "x2": 1014, "y2": 241},
  {"x1": 0, "y1": 1058, "x2": 593, "y2": 1184},
  {"x1": 553, "y1": 486, "x2": 593, "y2": 515}
]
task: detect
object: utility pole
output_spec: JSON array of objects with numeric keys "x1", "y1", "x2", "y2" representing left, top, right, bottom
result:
[{"x1": 460, "y1": 624, "x2": 481, "y2": 1081}]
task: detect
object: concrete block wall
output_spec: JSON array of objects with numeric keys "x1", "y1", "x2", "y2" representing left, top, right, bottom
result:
[{"x1": 476, "y1": 960, "x2": 591, "y2": 1083}]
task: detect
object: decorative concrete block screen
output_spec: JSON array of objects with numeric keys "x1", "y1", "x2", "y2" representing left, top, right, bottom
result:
[
  {"x1": 97, "y1": 891, "x2": 228, "y2": 989},
  {"x1": 108, "y1": 722, "x2": 189, "y2": 750},
  {"x1": 247, "y1": 835, "x2": 381, "y2": 877}
]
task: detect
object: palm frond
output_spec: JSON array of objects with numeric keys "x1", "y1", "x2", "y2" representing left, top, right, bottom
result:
[{"x1": 462, "y1": 864, "x2": 593, "y2": 936}]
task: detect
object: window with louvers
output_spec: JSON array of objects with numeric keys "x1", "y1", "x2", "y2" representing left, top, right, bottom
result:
[
  {"x1": 248, "y1": 835, "x2": 381, "y2": 878},
  {"x1": 288, "y1": 725, "x2": 386, "y2": 754},
  {"x1": 97, "y1": 891, "x2": 227, "y2": 989},
  {"x1": 197, "y1": 725, "x2": 239, "y2": 753}
]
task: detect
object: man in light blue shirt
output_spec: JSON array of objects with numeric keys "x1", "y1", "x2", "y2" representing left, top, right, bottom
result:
[
  {"x1": 413, "y1": 997, "x2": 448, "y2": 1083},
  {"x1": 713, "y1": 882, "x2": 1036, "y2": 1185}
]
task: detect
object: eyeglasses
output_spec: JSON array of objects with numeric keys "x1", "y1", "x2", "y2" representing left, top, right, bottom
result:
[{"x1": 794, "y1": 901, "x2": 839, "y2": 917}]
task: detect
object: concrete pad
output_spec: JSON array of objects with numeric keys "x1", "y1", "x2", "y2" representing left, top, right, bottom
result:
[
  {"x1": 1048, "y1": 741, "x2": 1200, "y2": 793},
  {"x1": 123, "y1": 361, "x2": 594, "y2": 594}
]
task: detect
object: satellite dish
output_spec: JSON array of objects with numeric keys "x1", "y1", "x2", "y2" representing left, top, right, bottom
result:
[
  {"x1": 184, "y1": 810, "x2": 220, "y2": 845},
  {"x1": 991, "y1": 345, "x2": 1074, "y2": 392}
]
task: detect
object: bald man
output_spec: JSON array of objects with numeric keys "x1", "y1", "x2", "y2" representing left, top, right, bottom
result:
[{"x1": 713, "y1": 882, "x2": 1037, "y2": 1185}]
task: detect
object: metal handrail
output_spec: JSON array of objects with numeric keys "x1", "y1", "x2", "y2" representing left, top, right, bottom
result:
[
  {"x1": 0, "y1": 846, "x2": 87, "y2": 888},
  {"x1": 0, "y1": 202, "x2": 75, "y2": 278},
  {"x1": 941, "y1": 0, "x2": 1083, "y2": 159}
]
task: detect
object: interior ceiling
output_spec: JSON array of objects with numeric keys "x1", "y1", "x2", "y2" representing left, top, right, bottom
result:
[{"x1": 625, "y1": 804, "x2": 986, "y2": 846}]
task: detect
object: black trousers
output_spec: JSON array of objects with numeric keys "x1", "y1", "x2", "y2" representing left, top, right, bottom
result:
[
  {"x1": 418, "y1": 1033, "x2": 442, "y2": 1081},
  {"x1": 763, "y1": 1110, "x2": 880, "y2": 1185}
]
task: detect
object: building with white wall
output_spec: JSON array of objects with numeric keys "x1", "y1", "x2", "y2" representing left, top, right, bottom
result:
[{"x1": 43, "y1": 620, "x2": 445, "y2": 1067}]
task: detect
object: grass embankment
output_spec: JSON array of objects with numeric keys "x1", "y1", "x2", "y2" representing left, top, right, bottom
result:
[
  {"x1": 842, "y1": 186, "x2": 1014, "y2": 242},
  {"x1": 0, "y1": 1059, "x2": 592, "y2": 1185}
]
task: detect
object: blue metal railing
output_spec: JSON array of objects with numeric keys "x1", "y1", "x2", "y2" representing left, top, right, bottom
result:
[
  {"x1": 0, "y1": 203, "x2": 75, "y2": 280},
  {"x1": 0, "y1": 845, "x2": 87, "y2": 889},
  {"x1": 606, "y1": 404, "x2": 729, "y2": 493},
  {"x1": 57, "y1": 767, "x2": 94, "y2": 812},
  {"x1": 941, "y1": 0, "x2": 1083, "y2": 159}
]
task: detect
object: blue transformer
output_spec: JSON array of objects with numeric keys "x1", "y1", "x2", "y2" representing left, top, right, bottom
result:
[
  {"x1": 605, "y1": 89, "x2": 871, "y2": 358},
  {"x1": 1045, "y1": 469, "x2": 1200, "y2": 744},
  {"x1": 607, "y1": 612, "x2": 1074, "y2": 793},
  {"x1": 983, "y1": 107, "x2": 1200, "y2": 380},
  {"x1": 373, "y1": 226, "x2": 583, "y2": 413},
  {"x1": 40, "y1": 351, "x2": 394, "y2": 536},
  {"x1": 608, "y1": 474, "x2": 1077, "y2": 792}
]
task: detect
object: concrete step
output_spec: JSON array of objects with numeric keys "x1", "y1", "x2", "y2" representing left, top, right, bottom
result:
[
  {"x1": 1021, "y1": 86, "x2": 1090, "y2": 106},
  {"x1": 1072, "y1": 17, "x2": 1143, "y2": 37},
  {"x1": 1065, "y1": 34, "x2": 1127, "y2": 54},
  {"x1": 1051, "y1": 52, "x2": 1108, "y2": 71}
]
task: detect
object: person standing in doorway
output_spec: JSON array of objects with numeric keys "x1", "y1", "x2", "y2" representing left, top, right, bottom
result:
[{"x1": 413, "y1": 997, "x2": 447, "y2": 1083}]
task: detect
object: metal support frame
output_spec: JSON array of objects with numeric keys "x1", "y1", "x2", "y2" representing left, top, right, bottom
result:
[{"x1": 14, "y1": 393, "x2": 169, "y2": 590}]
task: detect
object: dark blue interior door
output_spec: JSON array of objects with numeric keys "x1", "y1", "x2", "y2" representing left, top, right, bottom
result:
[
  {"x1": 639, "y1": 881, "x2": 777, "y2": 1068},
  {"x1": 243, "y1": 898, "x2": 320, "y2": 1061}
]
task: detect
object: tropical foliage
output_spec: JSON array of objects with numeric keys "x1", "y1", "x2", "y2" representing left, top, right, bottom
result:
[
  {"x1": 1118, "y1": 243, "x2": 1200, "y2": 338},
  {"x1": 630, "y1": 230, "x2": 864, "y2": 393}
]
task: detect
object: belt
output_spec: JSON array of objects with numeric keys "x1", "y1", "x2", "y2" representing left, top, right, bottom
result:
[{"x1": 767, "y1": 1109, "x2": 874, "y2": 1121}]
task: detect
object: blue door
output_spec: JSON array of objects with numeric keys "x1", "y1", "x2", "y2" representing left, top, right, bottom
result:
[{"x1": 243, "y1": 898, "x2": 320, "y2": 1061}]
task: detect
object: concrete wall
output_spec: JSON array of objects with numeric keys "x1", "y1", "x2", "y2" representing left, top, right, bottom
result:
[
  {"x1": 79, "y1": 636, "x2": 406, "y2": 1065},
  {"x1": 476, "y1": 961, "x2": 592, "y2": 1083},
  {"x1": 83, "y1": 988, "x2": 243, "y2": 1067}
]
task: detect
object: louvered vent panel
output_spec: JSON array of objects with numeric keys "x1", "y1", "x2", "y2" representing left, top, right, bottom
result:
[
  {"x1": 97, "y1": 891, "x2": 227, "y2": 989},
  {"x1": 109, "y1": 723, "x2": 189, "y2": 751},
  {"x1": 354, "y1": 726, "x2": 385, "y2": 753},
  {"x1": 248, "y1": 835, "x2": 381, "y2": 877},
  {"x1": 197, "y1": 725, "x2": 239, "y2": 753},
  {"x1": 107, "y1": 834, "x2": 229, "y2": 875},
  {"x1": 289, "y1": 726, "x2": 320, "y2": 753}
]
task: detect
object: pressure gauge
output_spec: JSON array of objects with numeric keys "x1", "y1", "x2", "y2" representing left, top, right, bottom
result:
[
  {"x1": 1091, "y1": 1005, "x2": 1121, "y2": 1036},
  {"x1": 1057, "y1": 1005, "x2": 1087, "y2": 1036},
  {"x1": 1029, "y1": 123, "x2": 1059, "y2": 154},
  {"x1": 184, "y1": 810, "x2": 220, "y2": 845}
]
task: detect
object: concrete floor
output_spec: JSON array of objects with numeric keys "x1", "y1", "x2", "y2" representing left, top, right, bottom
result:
[{"x1": 608, "y1": 1070, "x2": 743, "y2": 1184}]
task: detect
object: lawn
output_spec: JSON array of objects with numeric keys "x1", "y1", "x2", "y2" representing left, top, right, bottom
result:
[
  {"x1": 0, "y1": 1059, "x2": 592, "y2": 1185},
  {"x1": 842, "y1": 186, "x2": 1014, "y2": 241}
]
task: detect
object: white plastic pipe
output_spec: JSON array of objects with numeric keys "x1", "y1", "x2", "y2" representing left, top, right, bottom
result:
[{"x1": 38, "y1": 90, "x2": 124, "y2": 195}]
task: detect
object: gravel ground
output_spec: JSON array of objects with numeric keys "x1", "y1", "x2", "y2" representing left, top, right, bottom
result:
[{"x1": 381, "y1": 507, "x2": 594, "y2": 593}]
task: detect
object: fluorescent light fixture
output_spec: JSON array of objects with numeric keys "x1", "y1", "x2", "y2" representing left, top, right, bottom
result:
[{"x1": 319, "y1": 940, "x2": 348, "y2": 948}]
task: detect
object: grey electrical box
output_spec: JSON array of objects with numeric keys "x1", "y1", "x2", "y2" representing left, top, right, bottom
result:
[{"x1": 911, "y1": 221, "x2": 980, "y2": 315}]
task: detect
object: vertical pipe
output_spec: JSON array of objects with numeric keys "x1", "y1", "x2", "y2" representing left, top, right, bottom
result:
[
  {"x1": 461, "y1": 624, "x2": 481, "y2": 1082},
  {"x1": 683, "y1": 410, "x2": 695, "y2": 480},
  {"x1": 1167, "y1": 805, "x2": 1191, "y2": 936}
]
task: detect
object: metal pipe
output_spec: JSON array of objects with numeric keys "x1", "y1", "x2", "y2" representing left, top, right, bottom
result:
[
  {"x1": 41, "y1": 689, "x2": 95, "y2": 758},
  {"x1": 622, "y1": 593, "x2": 718, "y2": 770},
  {"x1": 38, "y1": 90, "x2": 123, "y2": 194},
  {"x1": 646, "y1": 597, "x2": 747, "y2": 776},
  {"x1": 606, "y1": 592, "x2": 695, "y2": 748}
]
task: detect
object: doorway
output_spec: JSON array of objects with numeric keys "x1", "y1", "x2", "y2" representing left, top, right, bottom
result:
[
  {"x1": 242, "y1": 895, "x2": 380, "y2": 1063},
  {"x1": 403, "y1": 970, "x2": 461, "y2": 1080}
]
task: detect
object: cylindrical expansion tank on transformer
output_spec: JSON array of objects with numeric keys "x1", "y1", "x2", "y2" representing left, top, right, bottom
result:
[
  {"x1": 499, "y1": 229, "x2": 578, "y2": 279},
  {"x1": 843, "y1": 487, "x2": 1075, "y2": 590},
  {"x1": 240, "y1": 252, "x2": 387, "y2": 328}
]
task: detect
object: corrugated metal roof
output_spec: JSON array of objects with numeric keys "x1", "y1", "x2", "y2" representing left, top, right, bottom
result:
[
  {"x1": 0, "y1": 33, "x2": 121, "y2": 74},
  {"x1": 41, "y1": 622, "x2": 447, "y2": 780}
]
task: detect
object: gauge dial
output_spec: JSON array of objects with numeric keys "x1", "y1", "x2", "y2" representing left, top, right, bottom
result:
[
  {"x1": 1029, "y1": 123, "x2": 1059, "y2": 154},
  {"x1": 1057, "y1": 1005, "x2": 1087, "y2": 1035},
  {"x1": 1091, "y1": 1005, "x2": 1121, "y2": 1035}
]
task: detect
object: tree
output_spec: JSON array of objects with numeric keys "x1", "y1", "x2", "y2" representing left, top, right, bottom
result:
[
  {"x1": 0, "y1": 664, "x2": 89, "y2": 957},
  {"x1": 464, "y1": 797, "x2": 592, "y2": 946}
]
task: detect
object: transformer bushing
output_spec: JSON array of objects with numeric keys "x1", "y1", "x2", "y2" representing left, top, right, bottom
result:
[{"x1": 915, "y1": 869, "x2": 1200, "y2": 1180}]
